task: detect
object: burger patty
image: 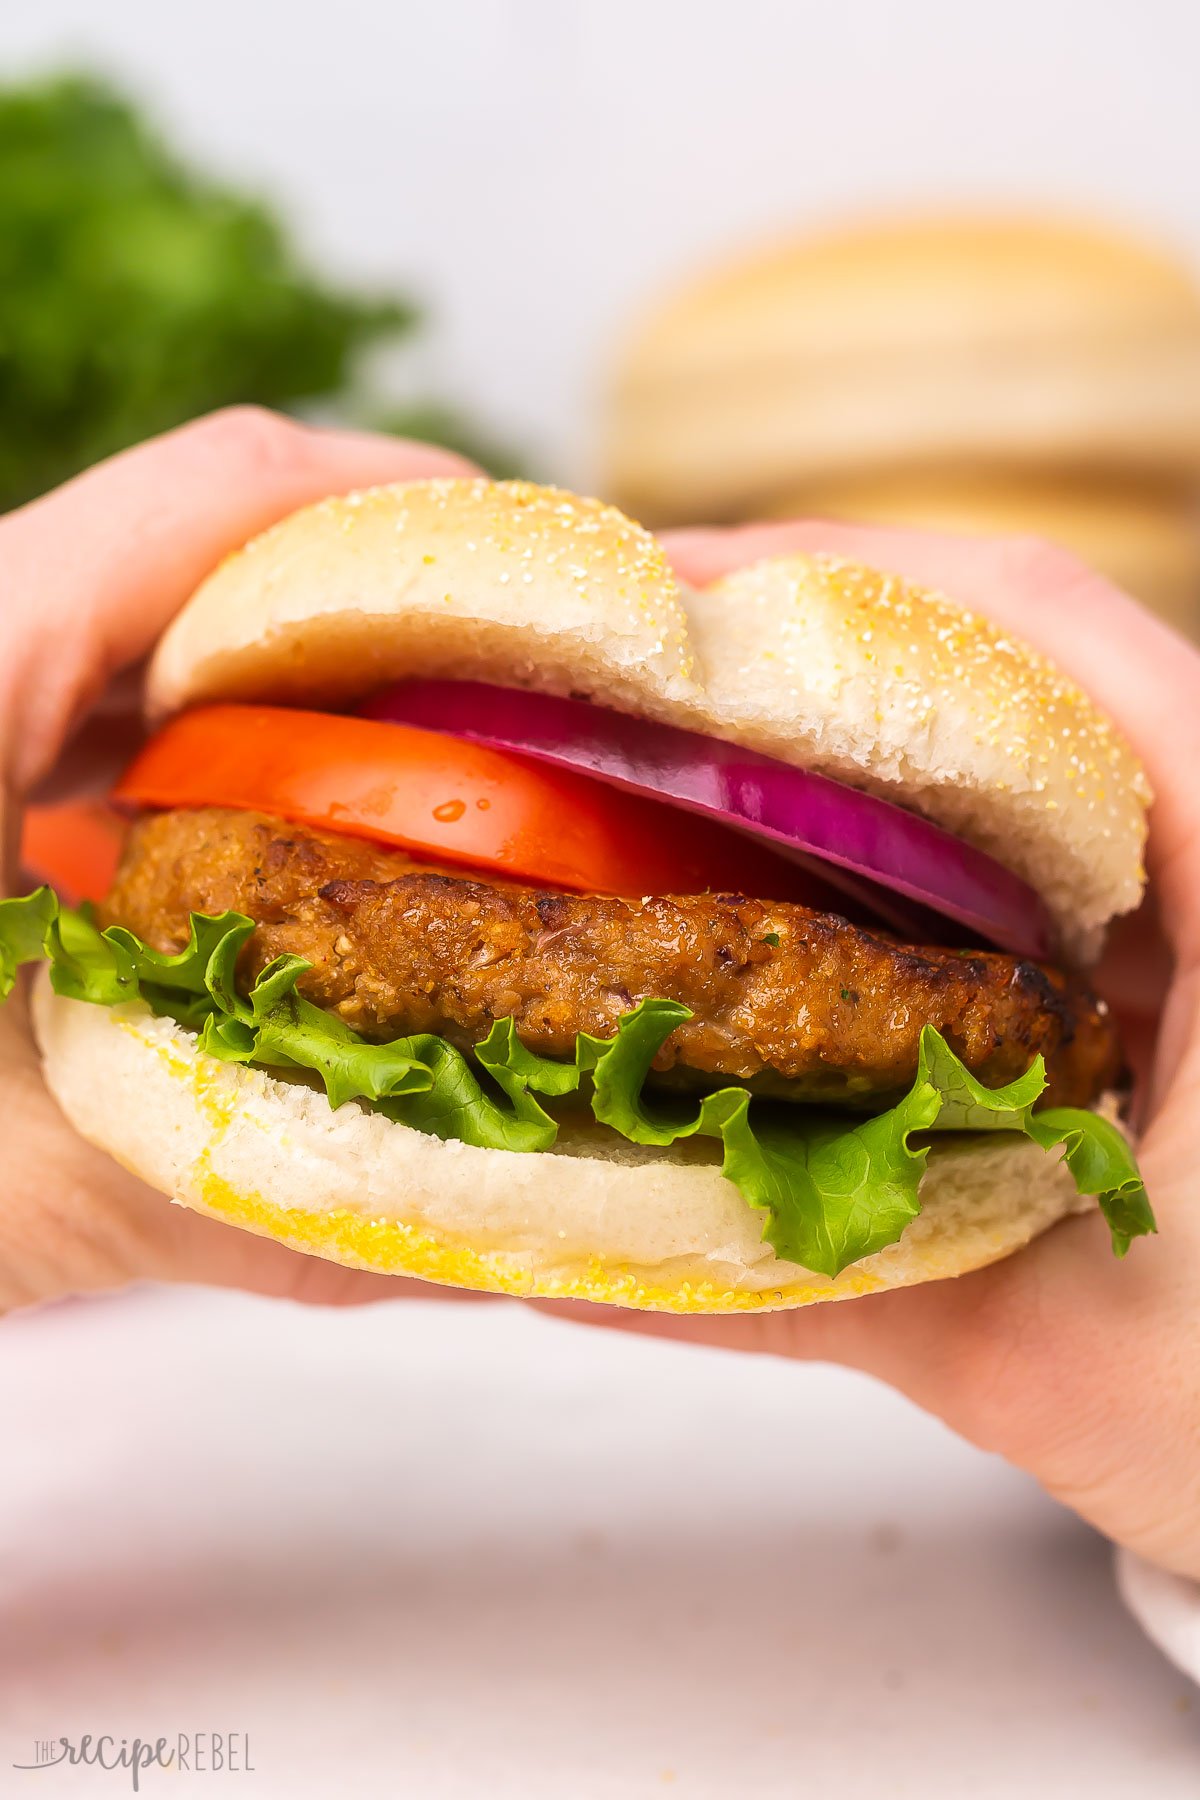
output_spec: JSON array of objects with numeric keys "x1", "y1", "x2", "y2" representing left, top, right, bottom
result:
[{"x1": 101, "y1": 808, "x2": 1122, "y2": 1111}]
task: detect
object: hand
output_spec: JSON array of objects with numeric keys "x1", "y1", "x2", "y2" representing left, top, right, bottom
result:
[
  {"x1": 596, "y1": 520, "x2": 1200, "y2": 1578},
  {"x1": 0, "y1": 409, "x2": 480, "y2": 1314}
]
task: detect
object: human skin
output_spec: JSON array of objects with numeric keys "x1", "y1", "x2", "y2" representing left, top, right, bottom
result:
[
  {"x1": 3, "y1": 413, "x2": 1198, "y2": 1574},
  {"x1": 0, "y1": 410, "x2": 478, "y2": 1312},
  {"x1": 623, "y1": 519, "x2": 1200, "y2": 1580}
]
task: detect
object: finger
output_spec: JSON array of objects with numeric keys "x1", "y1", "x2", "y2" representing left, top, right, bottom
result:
[
  {"x1": 664, "y1": 519, "x2": 1199, "y2": 804},
  {"x1": 0, "y1": 993, "x2": 485, "y2": 1312},
  {"x1": 0, "y1": 408, "x2": 478, "y2": 798},
  {"x1": 665, "y1": 521, "x2": 1200, "y2": 954},
  {"x1": 156, "y1": 1204, "x2": 497, "y2": 1310},
  {"x1": 533, "y1": 1292, "x2": 847, "y2": 1362},
  {"x1": 560, "y1": 1187, "x2": 1200, "y2": 1570},
  {"x1": 665, "y1": 519, "x2": 1198, "y2": 817},
  {"x1": 29, "y1": 705, "x2": 146, "y2": 804},
  {"x1": 617, "y1": 521, "x2": 1200, "y2": 1568},
  {"x1": 1081, "y1": 899, "x2": 1174, "y2": 1115}
]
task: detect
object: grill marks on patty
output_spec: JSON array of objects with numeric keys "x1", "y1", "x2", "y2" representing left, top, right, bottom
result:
[{"x1": 101, "y1": 808, "x2": 1123, "y2": 1111}]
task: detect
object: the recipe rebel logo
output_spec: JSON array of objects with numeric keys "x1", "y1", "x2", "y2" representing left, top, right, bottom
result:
[{"x1": 13, "y1": 1733, "x2": 255, "y2": 1789}]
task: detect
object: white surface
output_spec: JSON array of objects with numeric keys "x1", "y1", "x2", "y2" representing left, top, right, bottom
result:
[
  {"x1": 1, "y1": 1285, "x2": 1197, "y2": 1796},
  {"x1": 3, "y1": 11, "x2": 1197, "y2": 1785},
  {"x1": 1, "y1": 2, "x2": 1199, "y2": 475}
]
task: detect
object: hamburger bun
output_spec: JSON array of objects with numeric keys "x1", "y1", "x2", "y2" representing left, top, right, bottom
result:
[
  {"x1": 146, "y1": 479, "x2": 1148, "y2": 959},
  {"x1": 604, "y1": 214, "x2": 1200, "y2": 523},
  {"x1": 766, "y1": 471, "x2": 1200, "y2": 636},
  {"x1": 30, "y1": 480, "x2": 1148, "y2": 1311},
  {"x1": 32, "y1": 981, "x2": 1103, "y2": 1314}
]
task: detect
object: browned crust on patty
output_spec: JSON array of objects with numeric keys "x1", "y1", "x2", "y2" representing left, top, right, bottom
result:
[{"x1": 101, "y1": 808, "x2": 1123, "y2": 1110}]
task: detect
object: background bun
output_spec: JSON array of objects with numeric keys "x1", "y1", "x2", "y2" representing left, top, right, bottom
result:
[
  {"x1": 147, "y1": 479, "x2": 1148, "y2": 958},
  {"x1": 603, "y1": 214, "x2": 1200, "y2": 524},
  {"x1": 33, "y1": 983, "x2": 1101, "y2": 1315}
]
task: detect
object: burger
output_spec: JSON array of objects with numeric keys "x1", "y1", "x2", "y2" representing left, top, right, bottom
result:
[{"x1": 0, "y1": 479, "x2": 1154, "y2": 1312}]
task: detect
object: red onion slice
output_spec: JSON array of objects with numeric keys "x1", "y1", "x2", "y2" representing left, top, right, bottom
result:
[{"x1": 362, "y1": 681, "x2": 1058, "y2": 959}]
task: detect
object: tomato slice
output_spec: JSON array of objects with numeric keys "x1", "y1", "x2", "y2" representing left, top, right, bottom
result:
[
  {"x1": 112, "y1": 704, "x2": 807, "y2": 898},
  {"x1": 20, "y1": 801, "x2": 129, "y2": 905}
]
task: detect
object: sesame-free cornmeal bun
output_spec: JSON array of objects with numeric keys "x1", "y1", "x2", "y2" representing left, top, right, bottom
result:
[{"x1": 20, "y1": 479, "x2": 1153, "y2": 1313}]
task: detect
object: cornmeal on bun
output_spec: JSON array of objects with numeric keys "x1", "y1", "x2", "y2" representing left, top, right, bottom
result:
[{"x1": 5, "y1": 480, "x2": 1154, "y2": 1311}]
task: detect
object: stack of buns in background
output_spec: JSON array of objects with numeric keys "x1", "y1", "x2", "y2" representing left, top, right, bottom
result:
[{"x1": 604, "y1": 216, "x2": 1200, "y2": 636}]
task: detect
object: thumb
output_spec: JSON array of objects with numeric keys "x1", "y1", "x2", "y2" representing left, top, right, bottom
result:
[{"x1": 0, "y1": 408, "x2": 477, "y2": 805}]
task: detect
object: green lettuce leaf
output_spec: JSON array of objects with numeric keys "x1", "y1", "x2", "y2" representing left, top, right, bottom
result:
[
  {"x1": 576, "y1": 998, "x2": 939, "y2": 1272},
  {"x1": 205, "y1": 947, "x2": 613, "y2": 1152},
  {"x1": 106, "y1": 909, "x2": 256, "y2": 1024},
  {"x1": 0, "y1": 887, "x2": 138, "y2": 1006},
  {"x1": 1029, "y1": 1109, "x2": 1153, "y2": 1257},
  {"x1": 197, "y1": 929, "x2": 579, "y2": 1148},
  {"x1": 0, "y1": 887, "x2": 61, "y2": 998},
  {"x1": 0, "y1": 887, "x2": 1155, "y2": 1277},
  {"x1": 201, "y1": 950, "x2": 435, "y2": 1110},
  {"x1": 554, "y1": 997, "x2": 1154, "y2": 1275},
  {"x1": 914, "y1": 1029, "x2": 1152, "y2": 1254}
]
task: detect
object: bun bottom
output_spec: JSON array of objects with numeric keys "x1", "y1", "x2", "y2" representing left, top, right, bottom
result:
[{"x1": 33, "y1": 981, "x2": 1100, "y2": 1314}]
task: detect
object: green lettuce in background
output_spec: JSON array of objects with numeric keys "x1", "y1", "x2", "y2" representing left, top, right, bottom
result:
[
  {"x1": 0, "y1": 889, "x2": 1154, "y2": 1280},
  {"x1": 0, "y1": 75, "x2": 521, "y2": 513}
]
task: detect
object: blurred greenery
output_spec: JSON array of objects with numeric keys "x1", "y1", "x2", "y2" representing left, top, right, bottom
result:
[
  {"x1": 370, "y1": 401, "x2": 527, "y2": 482},
  {"x1": 0, "y1": 74, "x2": 521, "y2": 511}
]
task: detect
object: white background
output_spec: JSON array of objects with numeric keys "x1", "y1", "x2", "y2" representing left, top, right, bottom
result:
[
  {"x1": 4, "y1": 1288, "x2": 1199, "y2": 1796},
  {"x1": 3, "y1": 5, "x2": 1200, "y2": 1790},
  {"x1": 2, "y1": 0, "x2": 1200, "y2": 473}
]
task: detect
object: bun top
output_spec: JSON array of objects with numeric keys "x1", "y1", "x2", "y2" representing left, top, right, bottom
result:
[
  {"x1": 761, "y1": 469, "x2": 1200, "y2": 634},
  {"x1": 147, "y1": 478, "x2": 1149, "y2": 962},
  {"x1": 603, "y1": 213, "x2": 1200, "y2": 521}
]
